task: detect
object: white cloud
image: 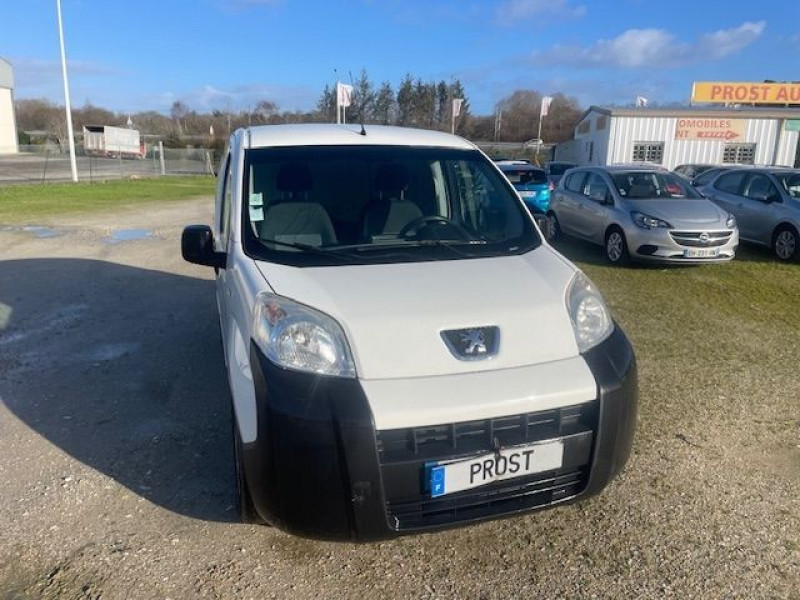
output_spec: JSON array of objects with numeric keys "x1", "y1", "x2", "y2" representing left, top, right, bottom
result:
[
  {"x1": 530, "y1": 20, "x2": 766, "y2": 68},
  {"x1": 497, "y1": 0, "x2": 586, "y2": 22},
  {"x1": 162, "y1": 83, "x2": 317, "y2": 113}
]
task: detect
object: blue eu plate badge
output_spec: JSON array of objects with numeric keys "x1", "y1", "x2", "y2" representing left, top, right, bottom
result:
[{"x1": 430, "y1": 466, "x2": 446, "y2": 498}]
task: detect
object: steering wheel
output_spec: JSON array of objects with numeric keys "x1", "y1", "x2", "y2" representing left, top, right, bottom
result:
[{"x1": 398, "y1": 215, "x2": 470, "y2": 240}]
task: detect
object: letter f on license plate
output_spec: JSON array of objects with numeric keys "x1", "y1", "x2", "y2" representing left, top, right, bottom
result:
[{"x1": 428, "y1": 440, "x2": 564, "y2": 498}]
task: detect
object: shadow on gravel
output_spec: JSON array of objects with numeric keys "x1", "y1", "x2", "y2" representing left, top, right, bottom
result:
[{"x1": 0, "y1": 258, "x2": 235, "y2": 522}]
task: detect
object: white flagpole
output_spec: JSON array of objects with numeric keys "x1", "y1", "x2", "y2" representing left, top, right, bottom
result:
[{"x1": 57, "y1": 0, "x2": 78, "y2": 182}]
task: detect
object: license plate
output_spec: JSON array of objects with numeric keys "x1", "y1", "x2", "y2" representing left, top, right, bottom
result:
[
  {"x1": 519, "y1": 191, "x2": 536, "y2": 198},
  {"x1": 684, "y1": 247, "x2": 719, "y2": 258},
  {"x1": 428, "y1": 439, "x2": 564, "y2": 498}
]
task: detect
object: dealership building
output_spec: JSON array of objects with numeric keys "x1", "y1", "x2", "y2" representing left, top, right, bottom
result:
[
  {"x1": 555, "y1": 105, "x2": 800, "y2": 170},
  {"x1": 0, "y1": 57, "x2": 18, "y2": 154}
]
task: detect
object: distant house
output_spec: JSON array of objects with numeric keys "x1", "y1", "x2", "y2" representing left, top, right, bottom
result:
[{"x1": 0, "y1": 57, "x2": 18, "y2": 154}]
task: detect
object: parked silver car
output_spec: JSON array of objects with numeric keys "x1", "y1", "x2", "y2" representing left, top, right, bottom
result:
[
  {"x1": 547, "y1": 166, "x2": 739, "y2": 264},
  {"x1": 697, "y1": 167, "x2": 800, "y2": 261}
]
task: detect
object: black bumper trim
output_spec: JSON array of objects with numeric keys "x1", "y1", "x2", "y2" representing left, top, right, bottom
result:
[{"x1": 243, "y1": 325, "x2": 637, "y2": 542}]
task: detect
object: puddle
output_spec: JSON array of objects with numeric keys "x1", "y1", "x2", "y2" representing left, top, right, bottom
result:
[
  {"x1": 22, "y1": 226, "x2": 63, "y2": 239},
  {"x1": 105, "y1": 228, "x2": 153, "y2": 244},
  {"x1": 0, "y1": 225, "x2": 63, "y2": 238}
]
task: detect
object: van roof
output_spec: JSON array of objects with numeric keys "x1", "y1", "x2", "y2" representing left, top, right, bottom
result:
[{"x1": 243, "y1": 124, "x2": 476, "y2": 150}]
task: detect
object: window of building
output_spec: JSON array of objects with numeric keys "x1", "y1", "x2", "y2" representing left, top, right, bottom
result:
[
  {"x1": 722, "y1": 143, "x2": 756, "y2": 165},
  {"x1": 631, "y1": 142, "x2": 664, "y2": 164}
]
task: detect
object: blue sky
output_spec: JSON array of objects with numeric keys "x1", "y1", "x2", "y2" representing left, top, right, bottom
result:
[{"x1": 1, "y1": 0, "x2": 798, "y2": 115}]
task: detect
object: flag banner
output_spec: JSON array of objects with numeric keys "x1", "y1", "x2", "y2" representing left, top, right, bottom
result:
[
  {"x1": 635, "y1": 96, "x2": 648, "y2": 107},
  {"x1": 337, "y1": 83, "x2": 354, "y2": 108},
  {"x1": 453, "y1": 98, "x2": 464, "y2": 117},
  {"x1": 540, "y1": 96, "x2": 553, "y2": 117}
]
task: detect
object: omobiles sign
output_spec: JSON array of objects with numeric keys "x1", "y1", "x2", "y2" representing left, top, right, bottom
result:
[
  {"x1": 675, "y1": 118, "x2": 746, "y2": 141},
  {"x1": 692, "y1": 82, "x2": 800, "y2": 104}
]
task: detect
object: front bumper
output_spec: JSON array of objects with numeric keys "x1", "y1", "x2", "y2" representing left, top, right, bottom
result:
[
  {"x1": 244, "y1": 326, "x2": 637, "y2": 542},
  {"x1": 626, "y1": 226, "x2": 738, "y2": 263}
]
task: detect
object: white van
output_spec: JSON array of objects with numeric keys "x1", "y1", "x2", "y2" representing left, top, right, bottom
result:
[{"x1": 182, "y1": 124, "x2": 637, "y2": 541}]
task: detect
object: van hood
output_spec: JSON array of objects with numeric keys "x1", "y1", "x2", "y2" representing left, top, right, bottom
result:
[
  {"x1": 255, "y1": 247, "x2": 582, "y2": 380},
  {"x1": 626, "y1": 198, "x2": 727, "y2": 227}
]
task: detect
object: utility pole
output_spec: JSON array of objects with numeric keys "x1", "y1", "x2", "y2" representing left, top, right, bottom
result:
[{"x1": 56, "y1": 0, "x2": 78, "y2": 182}]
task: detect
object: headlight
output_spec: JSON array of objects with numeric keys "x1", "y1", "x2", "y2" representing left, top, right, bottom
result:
[
  {"x1": 726, "y1": 213, "x2": 736, "y2": 229},
  {"x1": 566, "y1": 272, "x2": 614, "y2": 353},
  {"x1": 252, "y1": 292, "x2": 356, "y2": 378},
  {"x1": 631, "y1": 211, "x2": 672, "y2": 229}
]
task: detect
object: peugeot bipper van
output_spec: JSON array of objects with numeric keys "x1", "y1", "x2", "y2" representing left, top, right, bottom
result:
[{"x1": 182, "y1": 124, "x2": 637, "y2": 542}]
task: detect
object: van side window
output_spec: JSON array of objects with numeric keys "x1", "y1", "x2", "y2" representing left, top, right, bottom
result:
[
  {"x1": 219, "y1": 153, "x2": 233, "y2": 247},
  {"x1": 565, "y1": 171, "x2": 586, "y2": 193}
]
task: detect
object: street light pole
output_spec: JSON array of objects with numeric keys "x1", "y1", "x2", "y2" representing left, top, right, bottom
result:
[{"x1": 56, "y1": 0, "x2": 78, "y2": 182}]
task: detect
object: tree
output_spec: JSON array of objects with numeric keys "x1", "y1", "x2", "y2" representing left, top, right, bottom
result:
[
  {"x1": 495, "y1": 90, "x2": 542, "y2": 142},
  {"x1": 396, "y1": 74, "x2": 414, "y2": 126},
  {"x1": 371, "y1": 81, "x2": 395, "y2": 125},
  {"x1": 351, "y1": 69, "x2": 375, "y2": 125},
  {"x1": 253, "y1": 100, "x2": 278, "y2": 124},
  {"x1": 170, "y1": 100, "x2": 190, "y2": 134},
  {"x1": 316, "y1": 85, "x2": 336, "y2": 122}
]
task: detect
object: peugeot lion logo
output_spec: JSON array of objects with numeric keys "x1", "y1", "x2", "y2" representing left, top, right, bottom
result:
[
  {"x1": 699, "y1": 232, "x2": 711, "y2": 244},
  {"x1": 441, "y1": 326, "x2": 500, "y2": 361},
  {"x1": 460, "y1": 329, "x2": 487, "y2": 355}
]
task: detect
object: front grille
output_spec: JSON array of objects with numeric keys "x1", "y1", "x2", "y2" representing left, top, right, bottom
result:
[
  {"x1": 376, "y1": 403, "x2": 597, "y2": 530},
  {"x1": 670, "y1": 230, "x2": 732, "y2": 247}
]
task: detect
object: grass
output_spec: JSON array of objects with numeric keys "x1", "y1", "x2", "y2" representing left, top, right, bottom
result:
[
  {"x1": 0, "y1": 176, "x2": 215, "y2": 224},
  {"x1": 556, "y1": 236, "x2": 800, "y2": 455}
]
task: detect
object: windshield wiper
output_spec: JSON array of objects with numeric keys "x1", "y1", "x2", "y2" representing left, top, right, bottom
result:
[
  {"x1": 335, "y1": 239, "x2": 488, "y2": 251},
  {"x1": 261, "y1": 238, "x2": 361, "y2": 261}
]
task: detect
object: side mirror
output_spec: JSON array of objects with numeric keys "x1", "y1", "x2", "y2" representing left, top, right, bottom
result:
[{"x1": 182, "y1": 225, "x2": 226, "y2": 268}]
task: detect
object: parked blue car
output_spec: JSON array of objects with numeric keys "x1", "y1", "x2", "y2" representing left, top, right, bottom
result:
[{"x1": 496, "y1": 161, "x2": 552, "y2": 215}]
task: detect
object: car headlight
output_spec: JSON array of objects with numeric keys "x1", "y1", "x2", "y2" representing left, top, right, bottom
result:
[
  {"x1": 726, "y1": 213, "x2": 736, "y2": 229},
  {"x1": 252, "y1": 292, "x2": 356, "y2": 378},
  {"x1": 631, "y1": 211, "x2": 672, "y2": 229},
  {"x1": 566, "y1": 272, "x2": 614, "y2": 353}
]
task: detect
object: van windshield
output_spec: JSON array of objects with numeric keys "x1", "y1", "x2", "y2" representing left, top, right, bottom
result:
[{"x1": 242, "y1": 146, "x2": 540, "y2": 266}]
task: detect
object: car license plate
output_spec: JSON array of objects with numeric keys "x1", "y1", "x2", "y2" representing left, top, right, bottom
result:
[
  {"x1": 519, "y1": 191, "x2": 536, "y2": 198},
  {"x1": 428, "y1": 439, "x2": 564, "y2": 498},
  {"x1": 684, "y1": 247, "x2": 719, "y2": 258}
]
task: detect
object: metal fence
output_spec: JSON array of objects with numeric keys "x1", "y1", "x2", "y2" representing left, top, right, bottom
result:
[{"x1": 0, "y1": 144, "x2": 216, "y2": 185}]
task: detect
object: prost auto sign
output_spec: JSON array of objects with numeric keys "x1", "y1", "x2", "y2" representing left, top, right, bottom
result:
[
  {"x1": 692, "y1": 82, "x2": 800, "y2": 105},
  {"x1": 675, "y1": 118, "x2": 746, "y2": 141}
]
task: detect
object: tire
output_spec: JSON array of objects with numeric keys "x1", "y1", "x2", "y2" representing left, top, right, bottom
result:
[
  {"x1": 605, "y1": 228, "x2": 630, "y2": 265},
  {"x1": 232, "y1": 411, "x2": 263, "y2": 524},
  {"x1": 545, "y1": 212, "x2": 561, "y2": 242},
  {"x1": 772, "y1": 226, "x2": 798, "y2": 261}
]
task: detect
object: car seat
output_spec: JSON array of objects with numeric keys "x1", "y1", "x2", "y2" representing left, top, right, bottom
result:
[
  {"x1": 259, "y1": 163, "x2": 337, "y2": 247},
  {"x1": 362, "y1": 164, "x2": 423, "y2": 238}
]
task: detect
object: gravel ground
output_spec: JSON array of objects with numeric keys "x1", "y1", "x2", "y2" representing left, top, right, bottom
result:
[{"x1": 0, "y1": 197, "x2": 798, "y2": 599}]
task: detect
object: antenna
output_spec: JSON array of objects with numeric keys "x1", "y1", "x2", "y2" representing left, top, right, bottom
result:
[{"x1": 349, "y1": 70, "x2": 367, "y2": 136}]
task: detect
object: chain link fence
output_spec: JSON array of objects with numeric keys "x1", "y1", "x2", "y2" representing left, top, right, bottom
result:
[{"x1": 0, "y1": 144, "x2": 216, "y2": 185}]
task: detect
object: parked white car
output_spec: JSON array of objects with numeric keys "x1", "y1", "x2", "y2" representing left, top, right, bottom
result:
[{"x1": 182, "y1": 124, "x2": 638, "y2": 541}]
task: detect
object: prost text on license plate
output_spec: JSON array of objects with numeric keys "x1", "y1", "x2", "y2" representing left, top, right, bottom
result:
[{"x1": 429, "y1": 439, "x2": 564, "y2": 498}]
